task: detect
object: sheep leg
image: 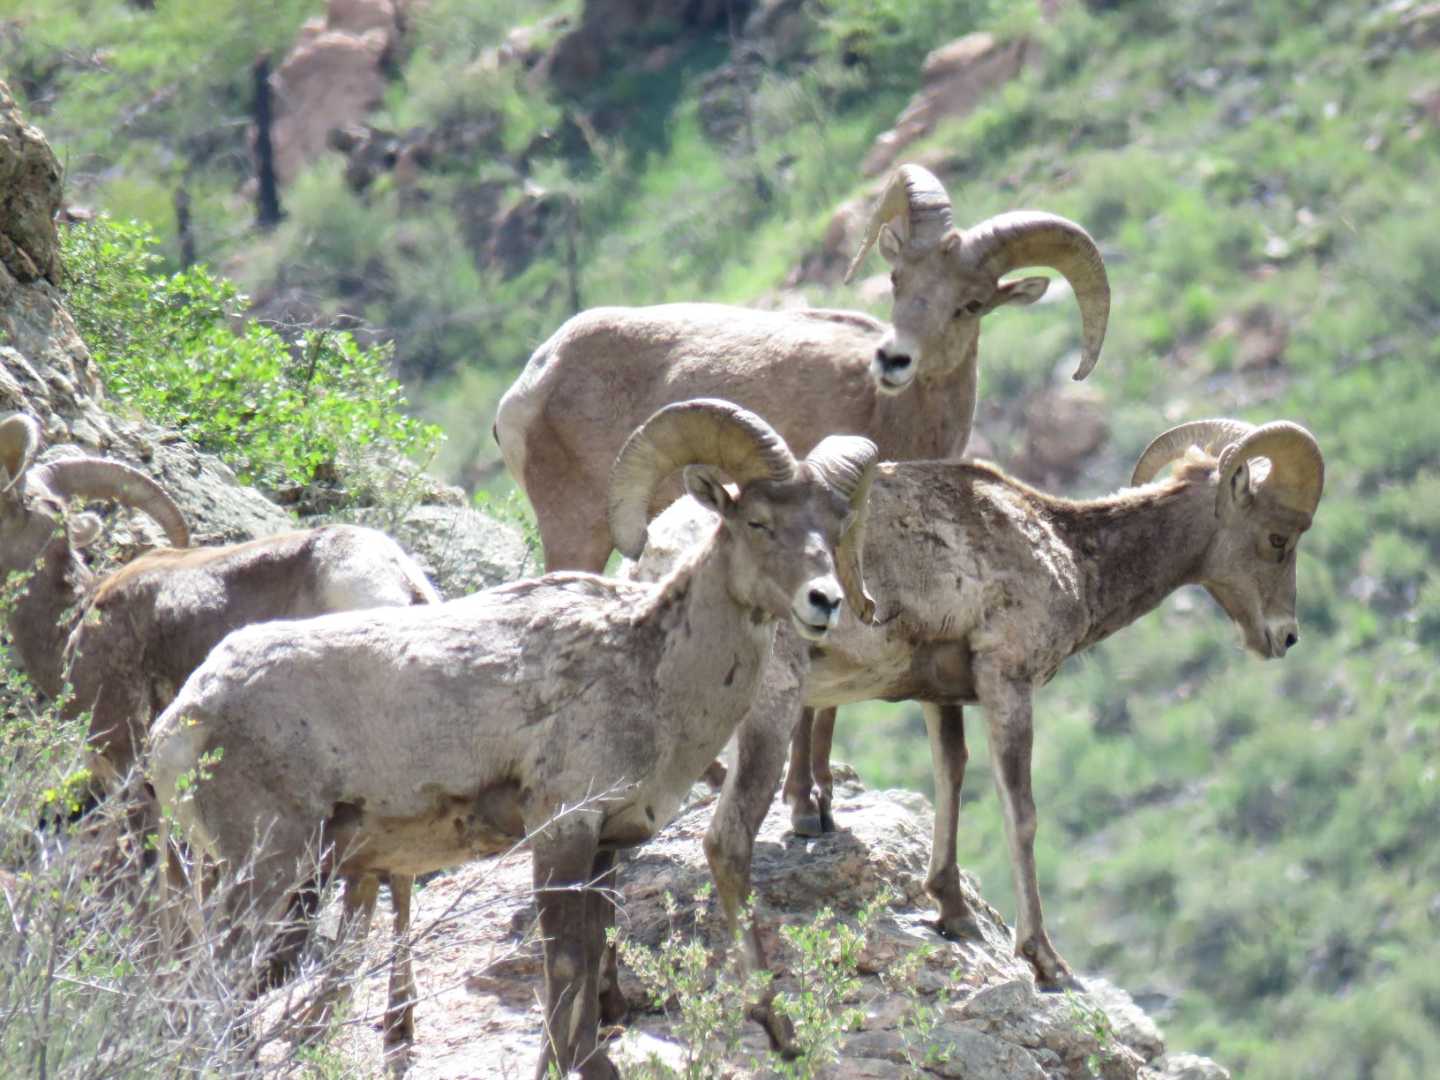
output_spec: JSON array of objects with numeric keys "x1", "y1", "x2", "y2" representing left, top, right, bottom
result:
[
  {"x1": 810, "y1": 706, "x2": 838, "y2": 833},
  {"x1": 527, "y1": 434, "x2": 615, "y2": 574},
  {"x1": 586, "y1": 851, "x2": 627, "y2": 1026},
  {"x1": 533, "y1": 810, "x2": 617, "y2": 1080},
  {"x1": 384, "y1": 874, "x2": 417, "y2": 1048},
  {"x1": 782, "y1": 705, "x2": 822, "y2": 835},
  {"x1": 921, "y1": 702, "x2": 985, "y2": 941},
  {"x1": 294, "y1": 872, "x2": 380, "y2": 1040},
  {"x1": 705, "y1": 702, "x2": 799, "y2": 1056},
  {"x1": 978, "y1": 677, "x2": 1077, "y2": 991}
]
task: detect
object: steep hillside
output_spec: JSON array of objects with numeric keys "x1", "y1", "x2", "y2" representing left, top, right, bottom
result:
[{"x1": 6, "y1": 1, "x2": 1440, "y2": 1076}]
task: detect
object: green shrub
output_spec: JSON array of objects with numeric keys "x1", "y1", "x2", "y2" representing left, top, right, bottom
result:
[{"x1": 60, "y1": 217, "x2": 441, "y2": 503}]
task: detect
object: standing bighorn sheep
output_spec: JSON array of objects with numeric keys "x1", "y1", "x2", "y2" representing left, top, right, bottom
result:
[
  {"x1": 149, "y1": 399, "x2": 878, "y2": 1079},
  {"x1": 633, "y1": 418, "x2": 1325, "y2": 990},
  {"x1": 0, "y1": 412, "x2": 440, "y2": 1045},
  {"x1": 494, "y1": 163, "x2": 1109, "y2": 573}
]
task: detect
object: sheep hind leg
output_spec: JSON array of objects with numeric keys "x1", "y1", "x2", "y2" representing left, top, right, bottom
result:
[
  {"x1": 921, "y1": 702, "x2": 986, "y2": 942},
  {"x1": 294, "y1": 872, "x2": 380, "y2": 1041},
  {"x1": 978, "y1": 680, "x2": 1078, "y2": 991},
  {"x1": 782, "y1": 706, "x2": 824, "y2": 836},
  {"x1": 810, "y1": 706, "x2": 839, "y2": 833},
  {"x1": 533, "y1": 809, "x2": 618, "y2": 1080},
  {"x1": 383, "y1": 874, "x2": 417, "y2": 1049}
]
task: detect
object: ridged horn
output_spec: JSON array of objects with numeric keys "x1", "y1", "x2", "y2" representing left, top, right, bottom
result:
[
  {"x1": 844, "y1": 164, "x2": 955, "y2": 284},
  {"x1": 33, "y1": 458, "x2": 190, "y2": 547},
  {"x1": 0, "y1": 413, "x2": 41, "y2": 495},
  {"x1": 804, "y1": 435, "x2": 880, "y2": 622},
  {"x1": 1131, "y1": 419, "x2": 1257, "y2": 487},
  {"x1": 608, "y1": 399, "x2": 797, "y2": 559},
  {"x1": 1217, "y1": 422, "x2": 1325, "y2": 518},
  {"x1": 960, "y1": 210, "x2": 1111, "y2": 380}
]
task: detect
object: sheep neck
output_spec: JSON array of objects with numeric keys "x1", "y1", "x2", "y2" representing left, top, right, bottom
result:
[
  {"x1": 635, "y1": 529, "x2": 777, "y2": 767},
  {"x1": 1054, "y1": 475, "x2": 1217, "y2": 653},
  {"x1": 902, "y1": 323, "x2": 980, "y2": 460}
]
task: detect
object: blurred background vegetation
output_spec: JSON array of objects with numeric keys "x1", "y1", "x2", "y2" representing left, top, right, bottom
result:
[{"x1": 5, "y1": 0, "x2": 1440, "y2": 1075}]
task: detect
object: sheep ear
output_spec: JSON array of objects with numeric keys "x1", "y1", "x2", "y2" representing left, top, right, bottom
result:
[
  {"x1": 1223, "y1": 460, "x2": 1256, "y2": 515},
  {"x1": 877, "y1": 223, "x2": 904, "y2": 264},
  {"x1": 67, "y1": 512, "x2": 103, "y2": 549},
  {"x1": 683, "y1": 465, "x2": 735, "y2": 517},
  {"x1": 989, "y1": 275, "x2": 1050, "y2": 310}
]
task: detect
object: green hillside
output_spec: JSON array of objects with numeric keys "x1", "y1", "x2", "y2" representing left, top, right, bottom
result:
[{"x1": 7, "y1": 0, "x2": 1440, "y2": 1075}]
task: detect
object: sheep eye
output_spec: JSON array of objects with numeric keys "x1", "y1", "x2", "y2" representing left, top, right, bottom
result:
[
  {"x1": 966, "y1": 299, "x2": 985, "y2": 313},
  {"x1": 1269, "y1": 534, "x2": 1287, "y2": 549},
  {"x1": 748, "y1": 520, "x2": 770, "y2": 532}
]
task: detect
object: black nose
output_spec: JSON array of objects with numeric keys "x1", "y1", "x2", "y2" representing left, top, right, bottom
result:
[
  {"x1": 1284, "y1": 630, "x2": 1298, "y2": 650},
  {"x1": 808, "y1": 588, "x2": 837, "y2": 613},
  {"x1": 876, "y1": 348, "x2": 912, "y2": 373}
]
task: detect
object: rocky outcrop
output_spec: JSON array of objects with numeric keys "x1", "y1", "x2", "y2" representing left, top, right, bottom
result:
[
  {"x1": 862, "y1": 33, "x2": 1034, "y2": 177},
  {"x1": 1012, "y1": 381, "x2": 1111, "y2": 488},
  {"x1": 343, "y1": 503, "x2": 537, "y2": 599},
  {"x1": 266, "y1": 0, "x2": 409, "y2": 187},
  {"x1": 334, "y1": 776, "x2": 1229, "y2": 1079},
  {"x1": 0, "y1": 83, "x2": 63, "y2": 287},
  {"x1": 543, "y1": 0, "x2": 756, "y2": 96}
]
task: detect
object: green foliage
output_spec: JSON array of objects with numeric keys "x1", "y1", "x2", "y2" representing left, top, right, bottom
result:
[
  {"x1": 615, "y1": 889, "x2": 895, "y2": 1078},
  {"x1": 615, "y1": 887, "x2": 759, "y2": 1079},
  {"x1": 61, "y1": 217, "x2": 441, "y2": 502},
  {"x1": 770, "y1": 896, "x2": 885, "y2": 1079}
]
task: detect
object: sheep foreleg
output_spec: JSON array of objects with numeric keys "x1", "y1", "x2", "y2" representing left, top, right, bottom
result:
[
  {"x1": 533, "y1": 810, "x2": 617, "y2": 1080},
  {"x1": 705, "y1": 702, "x2": 799, "y2": 1056},
  {"x1": 921, "y1": 702, "x2": 985, "y2": 941}
]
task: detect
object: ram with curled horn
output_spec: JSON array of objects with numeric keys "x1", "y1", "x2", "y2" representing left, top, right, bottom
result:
[
  {"x1": 0, "y1": 411, "x2": 442, "y2": 1048},
  {"x1": 149, "y1": 399, "x2": 879, "y2": 1078},
  {"x1": 494, "y1": 162, "x2": 1110, "y2": 574},
  {"x1": 630, "y1": 416, "x2": 1325, "y2": 994}
]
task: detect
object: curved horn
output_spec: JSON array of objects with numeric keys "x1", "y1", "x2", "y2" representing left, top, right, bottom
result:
[
  {"x1": 1217, "y1": 421, "x2": 1325, "y2": 518},
  {"x1": 608, "y1": 399, "x2": 797, "y2": 559},
  {"x1": 33, "y1": 458, "x2": 190, "y2": 547},
  {"x1": 1131, "y1": 419, "x2": 1256, "y2": 487},
  {"x1": 0, "y1": 413, "x2": 41, "y2": 495},
  {"x1": 844, "y1": 164, "x2": 955, "y2": 284},
  {"x1": 805, "y1": 435, "x2": 880, "y2": 622},
  {"x1": 959, "y1": 211, "x2": 1110, "y2": 380}
]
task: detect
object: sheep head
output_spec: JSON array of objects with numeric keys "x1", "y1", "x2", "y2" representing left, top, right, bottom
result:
[
  {"x1": 845, "y1": 164, "x2": 1110, "y2": 392},
  {"x1": 608, "y1": 399, "x2": 878, "y2": 639},
  {"x1": 1132, "y1": 418, "x2": 1325, "y2": 659},
  {"x1": 0, "y1": 410, "x2": 189, "y2": 614}
]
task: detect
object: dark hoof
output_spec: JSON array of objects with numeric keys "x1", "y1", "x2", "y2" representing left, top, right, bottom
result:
[
  {"x1": 1036, "y1": 970, "x2": 1084, "y2": 994},
  {"x1": 382, "y1": 1011, "x2": 415, "y2": 1048},
  {"x1": 791, "y1": 811, "x2": 824, "y2": 838},
  {"x1": 819, "y1": 807, "x2": 835, "y2": 833},
  {"x1": 930, "y1": 914, "x2": 986, "y2": 944},
  {"x1": 599, "y1": 982, "x2": 629, "y2": 1025},
  {"x1": 750, "y1": 1001, "x2": 798, "y2": 1058}
]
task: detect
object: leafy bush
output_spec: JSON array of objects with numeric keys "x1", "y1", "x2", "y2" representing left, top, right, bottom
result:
[{"x1": 61, "y1": 217, "x2": 441, "y2": 503}]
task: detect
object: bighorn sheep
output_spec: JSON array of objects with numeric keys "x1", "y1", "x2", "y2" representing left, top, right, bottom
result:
[
  {"x1": 494, "y1": 163, "x2": 1110, "y2": 573},
  {"x1": 149, "y1": 399, "x2": 878, "y2": 1079},
  {"x1": 633, "y1": 418, "x2": 1325, "y2": 990},
  {"x1": 0, "y1": 412, "x2": 191, "y2": 699},
  {"x1": 0, "y1": 412, "x2": 440, "y2": 1044}
]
